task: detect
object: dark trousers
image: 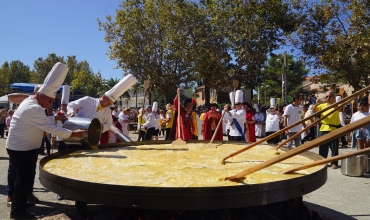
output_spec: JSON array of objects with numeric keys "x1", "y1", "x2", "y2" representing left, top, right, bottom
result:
[
  {"x1": 138, "y1": 130, "x2": 146, "y2": 141},
  {"x1": 7, "y1": 148, "x2": 38, "y2": 212},
  {"x1": 0, "y1": 123, "x2": 5, "y2": 138},
  {"x1": 319, "y1": 131, "x2": 339, "y2": 166},
  {"x1": 229, "y1": 136, "x2": 242, "y2": 141},
  {"x1": 39, "y1": 136, "x2": 51, "y2": 154},
  {"x1": 165, "y1": 128, "x2": 172, "y2": 140},
  {"x1": 301, "y1": 126, "x2": 316, "y2": 144},
  {"x1": 144, "y1": 127, "x2": 155, "y2": 140}
]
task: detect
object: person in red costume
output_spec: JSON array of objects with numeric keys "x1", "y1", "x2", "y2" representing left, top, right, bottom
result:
[
  {"x1": 172, "y1": 88, "x2": 198, "y2": 140},
  {"x1": 203, "y1": 103, "x2": 223, "y2": 141},
  {"x1": 243, "y1": 102, "x2": 256, "y2": 142}
]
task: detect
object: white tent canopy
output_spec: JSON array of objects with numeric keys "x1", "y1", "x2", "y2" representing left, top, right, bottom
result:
[{"x1": 0, "y1": 95, "x2": 14, "y2": 109}]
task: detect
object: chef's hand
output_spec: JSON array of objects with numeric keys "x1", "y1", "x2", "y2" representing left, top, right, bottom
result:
[
  {"x1": 70, "y1": 129, "x2": 86, "y2": 138},
  {"x1": 55, "y1": 115, "x2": 68, "y2": 122},
  {"x1": 69, "y1": 112, "x2": 75, "y2": 117}
]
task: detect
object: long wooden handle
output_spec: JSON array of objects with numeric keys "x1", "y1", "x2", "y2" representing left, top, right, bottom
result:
[
  {"x1": 209, "y1": 111, "x2": 225, "y2": 144},
  {"x1": 283, "y1": 147, "x2": 370, "y2": 174},
  {"x1": 177, "y1": 90, "x2": 181, "y2": 139},
  {"x1": 221, "y1": 85, "x2": 370, "y2": 164},
  {"x1": 224, "y1": 115, "x2": 370, "y2": 180},
  {"x1": 275, "y1": 102, "x2": 343, "y2": 150}
]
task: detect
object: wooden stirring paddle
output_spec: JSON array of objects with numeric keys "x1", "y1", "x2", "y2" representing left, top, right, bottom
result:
[
  {"x1": 282, "y1": 147, "x2": 370, "y2": 174},
  {"x1": 172, "y1": 89, "x2": 186, "y2": 145},
  {"x1": 223, "y1": 114, "x2": 370, "y2": 181},
  {"x1": 205, "y1": 111, "x2": 225, "y2": 149}
]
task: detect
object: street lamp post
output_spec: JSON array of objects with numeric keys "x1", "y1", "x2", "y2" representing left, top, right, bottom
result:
[{"x1": 277, "y1": 51, "x2": 288, "y2": 105}]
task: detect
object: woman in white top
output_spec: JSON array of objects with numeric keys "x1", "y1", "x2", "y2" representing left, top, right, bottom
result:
[
  {"x1": 350, "y1": 98, "x2": 370, "y2": 150},
  {"x1": 265, "y1": 106, "x2": 281, "y2": 144}
]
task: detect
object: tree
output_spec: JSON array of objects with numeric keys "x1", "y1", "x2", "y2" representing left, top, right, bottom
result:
[
  {"x1": 71, "y1": 71, "x2": 107, "y2": 97},
  {"x1": 288, "y1": 0, "x2": 370, "y2": 91},
  {"x1": 203, "y1": 0, "x2": 297, "y2": 91},
  {"x1": 0, "y1": 62, "x2": 10, "y2": 96},
  {"x1": 33, "y1": 53, "x2": 65, "y2": 84},
  {"x1": 262, "y1": 53, "x2": 310, "y2": 105},
  {"x1": 0, "y1": 61, "x2": 31, "y2": 96}
]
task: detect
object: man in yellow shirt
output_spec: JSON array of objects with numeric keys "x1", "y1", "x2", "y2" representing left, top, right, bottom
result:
[
  {"x1": 313, "y1": 90, "x2": 341, "y2": 169},
  {"x1": 164, "y1": 104, "x2": 174, "y2": 140}
]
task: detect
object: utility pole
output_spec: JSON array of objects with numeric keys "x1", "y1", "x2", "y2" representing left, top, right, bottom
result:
[{"x1": 283, "y1": 51, "x2": 287, "y2": 105}]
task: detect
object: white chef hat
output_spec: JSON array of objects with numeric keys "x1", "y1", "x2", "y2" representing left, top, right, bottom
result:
[
  {"x1": 336, "y1": 96, "x2": 341, "y2": 102},
  {"x1": 229, "y1": 92, "x2": 235, "y2": 106},
  {"x1": 33, "y1": 84, "x2": 42, "y2": 93},
  {"x1": 61, "y1": 85, "x2": 70, "y2": 104},
  {"x1": 270, "y1": 98, "x2": 275, "y2": 107},
  {"x1": 235, "y1": 90, "x2": 243, "y2": 103},
  {"x1": 38, "y1": 62, "x2": 69, "y2": 98},
  {"x1": 105, "y1": 74, "x2": 137, "y2": 102},
  {"x1": 152, "y1": 102, "x2": 158, "y2": 112},
  {"x1": 254, "y1": 103, "x2": 259, "y2": 112}
]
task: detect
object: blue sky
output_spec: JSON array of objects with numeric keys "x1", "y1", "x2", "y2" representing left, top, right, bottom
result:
[
  {"x1": 0, "y1": 0, "x2": 292, "y2": 82},
  {"x1": 0, "y1": 0, "x2": 123, "y2": 80}
]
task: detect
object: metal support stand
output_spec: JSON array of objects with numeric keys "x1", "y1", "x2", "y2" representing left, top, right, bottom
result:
[{"x1": 75, "y1": 200, "x2": 90, "y2": 219}]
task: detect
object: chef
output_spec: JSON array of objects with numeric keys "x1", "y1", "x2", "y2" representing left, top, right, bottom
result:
[
  {"x1": 224, "y1": 90, "x2": 246, "y2": 141},
  {"x1": 67, "y1": 74, "x2": 136, "y2": 144},
  {"x1": 6, "y1": 62, "x2": 85, "y2": 219}
]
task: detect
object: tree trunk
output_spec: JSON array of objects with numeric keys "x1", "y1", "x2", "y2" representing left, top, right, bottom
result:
[{"x1": 204, "y1": 79, "x2": 210, "y2": 107}]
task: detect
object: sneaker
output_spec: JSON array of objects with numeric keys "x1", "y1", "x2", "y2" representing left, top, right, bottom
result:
[
  {"x1": 331, "y1": 164, "x2": 338, "y2": 169},
  {"x1": 27, "y1": 193, "x2": 39, "y2": 204},
  {"x1": 6, "y1": 195, "x2": 12, "y2": 207},
  {"x1": 10, "y1": 210, "x2": 36, "y2": 219}
]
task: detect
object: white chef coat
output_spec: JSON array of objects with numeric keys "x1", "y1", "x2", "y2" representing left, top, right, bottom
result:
[
  {"x1": 67, "y1": 96, "x2": 113, "y2": 133},
  {"x1": 142, "y1": 112, "x2": 156, "y2": 129},
  {"x1": 118, "y1": 111, "x2": 130, "y2": 136},
  {"x1": 227, "y1": 109, "x2": 246, "y2": 137},
  {"x1": 6, "y1": 96, "x2": 72, "y2": 151}
]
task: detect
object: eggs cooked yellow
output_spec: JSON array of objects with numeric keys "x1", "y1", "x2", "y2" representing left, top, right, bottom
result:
[{"x1": 42, "y1": 144, "x2": 323, "y2": 187}]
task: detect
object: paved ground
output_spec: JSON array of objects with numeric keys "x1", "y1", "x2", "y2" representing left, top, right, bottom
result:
[{"x1": 0, "y1": 131, "x2": 369, "y2": 219}]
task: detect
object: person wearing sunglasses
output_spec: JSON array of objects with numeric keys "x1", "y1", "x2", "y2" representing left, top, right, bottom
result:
[{"x1": 313, "y1": 90, "x2": 341, "y2": 169}]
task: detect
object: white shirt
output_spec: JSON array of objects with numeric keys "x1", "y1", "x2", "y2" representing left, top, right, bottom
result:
[
  {"x1": 339, "y1": 112, "x2": 346, "y2": 127},
  {"x1": 227, "y1": 109, "x2": 246, "y2": 137},
  {"x1": 112, "y1": 110, "x2": 120, "y2": 118},
  {"x1": 154, "y1": 114, "x2": 161, "y2": 130},
  {"x1": 6, "y1": 96, "x2": 72, "y2": 151},
  {"x1": 350, "y1": 111, "x2": 369, "y2": 123},
  {"x1": 67, "y1": 96, "x2": 113, "y2": 133},
  {"x1": 118, "y1": 112, "x2": 130, "y2": 136},
  {"x1": 283, "y1": 104, "x2": 303, "y2": 132},
  {"x1": 142, "y1": 112, "x2": 156, "y2": 129},
  {"x1": 265, "y1": 114, "x2": 280, "y2": 132}
]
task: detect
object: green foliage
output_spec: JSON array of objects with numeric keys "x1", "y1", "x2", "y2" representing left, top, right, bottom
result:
[
  {"x1": 71, "y1": 71, "x2": 107, "y2": 98},
  {"x1": 0, "y1": 61, "x2": 31, "y2": 96},
  {"x1": 262, "y1": 53, "x2": 310, "y2": 105},
  {"x1": 98, "y1": 0, "x2": 296, "y2": 105},
  {"x1": 288, "y1": 0, "x2": 370, "y2": 90}
]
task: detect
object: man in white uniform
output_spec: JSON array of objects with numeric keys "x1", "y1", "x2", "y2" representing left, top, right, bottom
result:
[
  {"x1": 283, "y1": 94, "x2": 306, "y2": 149},
  {"x1": 118, "y1": 108, "x2": 132, "y2": 136},
  {"x1": 141, "y1": 105, "x2": 157, "y2": 140},
  {"x1": 6, "y1": 63, "x2": 85, "y2": 219},
  {"x1": 67, "y1": 74, "x2": 136, "y2": 144},
  {"x1": 224, "y1": 90, "x2": 246, "y2": 141}
]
